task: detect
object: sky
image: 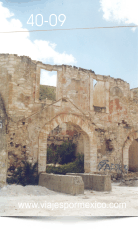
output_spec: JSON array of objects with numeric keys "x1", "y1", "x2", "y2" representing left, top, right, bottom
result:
[{"x1": 0, "y1": 0, "x2": 138, "y2": 88}]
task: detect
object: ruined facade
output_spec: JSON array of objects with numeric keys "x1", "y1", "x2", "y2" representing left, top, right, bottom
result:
[{"x1": 0, "y1": 53, "x2": 138, "y2": 187}]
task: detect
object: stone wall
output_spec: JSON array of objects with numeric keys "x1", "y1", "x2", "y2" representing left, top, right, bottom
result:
[
  {"x1": 0, "y1": 93, "x2": 8, "y2": 187},
  {"x1": 0, "y1": 53, "x2": 138, "y2": 186}
]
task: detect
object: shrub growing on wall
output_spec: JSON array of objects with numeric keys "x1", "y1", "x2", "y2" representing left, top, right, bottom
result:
[{"x1": 7, "y1": 161, "x2": 38, "y2": 186}]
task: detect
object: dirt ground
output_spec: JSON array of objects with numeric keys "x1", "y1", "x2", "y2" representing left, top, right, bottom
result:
[{"x1": 0, "y1": 182, "x2": 138, "y2": 216}]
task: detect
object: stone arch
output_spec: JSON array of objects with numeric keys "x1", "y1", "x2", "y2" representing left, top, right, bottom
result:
[
  {"x1": 38, "y1": 113, "x2": 97, "y2": 174},
  {"x1": 129, "y1": 139, "x2": 138, "y2": 172},
  {"x1": 123, "y1": 131, "x2": 138, "y2": 172},
  {"x1": 110, "y1": 86, "x2": 123, "y2": 98}
]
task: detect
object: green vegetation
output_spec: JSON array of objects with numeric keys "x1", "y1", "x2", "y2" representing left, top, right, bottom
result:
[
  {"x1": 47, "y1": 145, "x2": 58, "y2": 164},
  {"x1": 39, "y1": 85, "x2": 56, "y2": 101},
  {"x1": 47, "y1": 141, "x2": 76, "y2": 165},
  {"x1": 46, "y1": 153, "x2": 84, "y2": 175},
  {"x1": 47, "y1": 141, "x2": 84, "y2": 174},
  {"x1": 7, "y1": 161, "x2": 38, "y2": 186}
]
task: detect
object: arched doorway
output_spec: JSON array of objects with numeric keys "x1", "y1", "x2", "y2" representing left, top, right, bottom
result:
[
  {"x1": 38, "y1": 114, "x2": 97, "y2": 174},
  {"x1": 123, "y1": 131, "x2": 138, "y2": 173},
  {"x1": 46, "y1": 122, "x2": 86, "y2": 171},
  {"x1": 129, "y1": 139, "x2": 138, "y2": 172}
]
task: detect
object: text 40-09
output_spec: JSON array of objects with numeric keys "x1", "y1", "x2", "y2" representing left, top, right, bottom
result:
[{"x1": 27, "y1": 14, "x2": 66, "y2": 27}]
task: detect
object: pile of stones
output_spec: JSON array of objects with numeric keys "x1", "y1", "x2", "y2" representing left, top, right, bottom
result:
[
  {"x1": 119, "y1": 177, "x2": 138, "y2": 186},
  {"x1": 118, "y1": 172, "x2": 138, "y2": 187}
]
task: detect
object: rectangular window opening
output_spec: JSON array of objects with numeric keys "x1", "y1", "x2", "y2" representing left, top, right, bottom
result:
[
  {"x1": 93, "y1": 79, "x2": 97, "y2": 88},
  {"x1": 39, "y1": 69, "x2": 57, "y2": 102}
]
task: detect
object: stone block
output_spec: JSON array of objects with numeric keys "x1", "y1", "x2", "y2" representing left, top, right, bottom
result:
[
  {"x1": 39, "y1": 173, "x2": 84, "y2": 195},
  {"x1": 92, "y1": 174, "x2": 111, "y2": 191},
  {"x1": 67, "y1": 173, "x2": 111, "y2": 191}
]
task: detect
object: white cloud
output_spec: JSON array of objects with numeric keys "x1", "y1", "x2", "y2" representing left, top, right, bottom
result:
[
  {"x1": 100, "y1": 0, "x2": 138, "y2": 29},
  {"x1": 0, "y1": 2, "x2": 76, "y2": 65},
  {"x1": 40, "y1": 69, "x2": 57, "y2": 86}
]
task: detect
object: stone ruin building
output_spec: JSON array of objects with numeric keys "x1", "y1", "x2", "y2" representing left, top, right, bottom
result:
[{"x1": 0, "y1": 53, "x2": 138, "y2": 187}]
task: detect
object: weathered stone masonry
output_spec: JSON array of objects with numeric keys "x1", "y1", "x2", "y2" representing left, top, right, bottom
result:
[{"x1": 0, "y1": 53, "x2": 138, "y2": 187}]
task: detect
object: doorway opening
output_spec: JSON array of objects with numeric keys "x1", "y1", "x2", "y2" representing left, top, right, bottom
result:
[
  {"x1": 46, "y1": 122, "x2": 85, "y2": 174},
  {"x1": 129, "y1": 139, "x2": 138, "y2": 172}
]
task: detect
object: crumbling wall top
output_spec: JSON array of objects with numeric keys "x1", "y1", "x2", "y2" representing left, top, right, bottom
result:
[{"x1": 0, "y1": 53, "x2": 129, "y2": 87}]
